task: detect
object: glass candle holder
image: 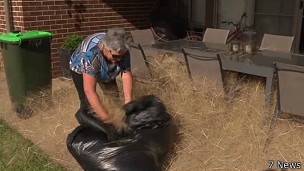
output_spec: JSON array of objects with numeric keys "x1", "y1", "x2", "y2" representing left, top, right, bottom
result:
[
  {"x1": 243, "y1": 31, "x2": 257, "y2": 54},
  {"x1": 231, "y1": 40, "x2": 240, "y2": 53}
]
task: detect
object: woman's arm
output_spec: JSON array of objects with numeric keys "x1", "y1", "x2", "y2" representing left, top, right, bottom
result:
[
  {"x1": 83, "y1": 73, "x2": 110, "y2": 121},
  {"x1": 121, "y1": 71, "x2": 133, "y2": 104}
]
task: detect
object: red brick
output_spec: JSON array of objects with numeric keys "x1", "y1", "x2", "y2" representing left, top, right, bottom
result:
[
  {"x1": 12, "y1": 11, "x2": 23, "y2": 16},
  {"x1": 55, "y1": 10, "x2": 67, "y2": 15},
  {"x1": 22, "y1": 1, "x2": 42, "y2": 6},
  {"x1": 13, "y1": 16, "x2": 23, "y2": 22},
  {"x1": 35, "y1": 6, "x2": 46, "y2": 11},
  {"x1": 54, "y1": 29, "x2": 68, "y2": 34},
  {"x1": 12, "y1": 6, "x2": 22, "y2": 11},
  {"x1": 50, "y1": 15, "x2": 61, "y2": 20},
  {"x1": 53, "y1": 1, "x2": 66, "y2": 6},
  {"x1": 51, "y1": 24, "x2": 63, "y2": 30},
  {"x1": 43, "y1": 10, "x2": 56, "y2": 15},
  {"x1": 12, "y1": 1, "x2": 22, "y2": 6},
  {"x1": 61, "y1": 14, "x2": 71, "y2": 19},
  {"x1": 24, "y1": 11, "x2": 43, "y2": 16},
  {"x1": 23, "y1": 16, "x2": 37, "y2": 21},
  {"x1": 38, "y1": 25, "x2": 51, "y2": 31},
  {"x1": 52, "y1": 43, "x2": 61, "y2": 48},
  {"x1": 44, "y1": 21, "x2": 56, "y2": 25},
  {"x1": 43, "y1": 1, "x2": 55, "y2": 6},
  {"x1": 37, "y1": 16, "x2": 50, "y2": 21},
  {"x1": 29, "y1": 21, "x2": 42, "y2": 26},
  {"x1": 55, "y1": 20, "x2": 68, "y2": 24},
  {"x1": 50, "y1": 56, "x2": 61, "y2": 63},
  {"x1": 52, "y1": 70, "x2": 63, "y2": 78}
]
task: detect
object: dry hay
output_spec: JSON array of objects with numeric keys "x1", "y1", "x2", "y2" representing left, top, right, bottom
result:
[
  {"x1": 1, "y1": 52, "x2": 304, "y2": 171},
  {"x1": 131, "y1": 54, "x2": 304, "y2": 171}
]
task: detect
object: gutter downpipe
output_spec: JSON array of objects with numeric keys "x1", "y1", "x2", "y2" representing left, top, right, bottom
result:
[{"x1": 4, "y1": 0, "x2": 13, "y2": 32}]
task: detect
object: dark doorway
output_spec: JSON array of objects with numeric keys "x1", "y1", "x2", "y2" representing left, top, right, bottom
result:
[
  {"x1": 254, "y1": 0, "x2": 304, "y2": 53},
  {"x1": 298, "y1": 0, "x2": 304, "y2": 53},
  {"x1": 150, "y1": 0, "x2": 188, "y2": 40}
]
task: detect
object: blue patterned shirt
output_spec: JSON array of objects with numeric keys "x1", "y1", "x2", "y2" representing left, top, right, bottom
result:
[{"x1": 69, "y1": 33, "x2": 131, "y2": 82}]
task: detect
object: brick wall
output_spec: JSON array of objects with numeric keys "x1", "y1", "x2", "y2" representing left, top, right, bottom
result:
[
  {"x1": 0, "y1": 1, "x2": 4, "y2": 32},
  {"x1": 11, "y1": 0, "x2": 24, "y2": 31},
  {"x1": 0, "y1": 0, "x2": 24, "y2": 33},
  {"x1": 0, "y1": 0, "x2": 158, "y2": 77}
]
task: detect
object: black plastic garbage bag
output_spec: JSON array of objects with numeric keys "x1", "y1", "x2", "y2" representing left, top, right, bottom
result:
[
  {"x1": 74, "y1": 108, "x2": 121, "y2": 141},
  {"x1": 67, "y1": 95, "x2": 176, "y2": 171}
]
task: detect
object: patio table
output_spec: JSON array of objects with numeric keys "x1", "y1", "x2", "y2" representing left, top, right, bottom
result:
[
  {"x1": 220, "y1": 51, "x2": 304, "y2": 103},
  {"x1": 151, "y1": 39, "x2": 227, "y2": 53},
  {"x1": 142, "y1": 39, "x2": 226, "y2": 63},
  {"x1": 144, "y1": 39, "x2": 304, "y2": 103}
]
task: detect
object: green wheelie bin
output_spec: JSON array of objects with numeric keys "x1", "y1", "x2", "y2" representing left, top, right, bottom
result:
[{"x1": 0, "y1": 31, "x2": 53, "y2": 118}]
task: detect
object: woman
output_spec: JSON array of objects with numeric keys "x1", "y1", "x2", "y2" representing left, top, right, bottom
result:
[{"x1": 69, "y1": 28, "x2": 133, "y2": 122}]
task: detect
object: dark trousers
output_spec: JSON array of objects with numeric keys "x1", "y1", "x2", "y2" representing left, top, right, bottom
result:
[{"x1": 71, "y1": 71, "x2": 119, "y2": 110}]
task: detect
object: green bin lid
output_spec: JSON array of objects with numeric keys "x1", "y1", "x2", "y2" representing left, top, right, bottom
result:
[{"x1": 0, "y1": 31, "x2": 53, "y2": 45}]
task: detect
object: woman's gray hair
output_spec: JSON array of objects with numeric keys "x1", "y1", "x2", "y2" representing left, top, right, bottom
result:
[{"x1": 102, "y1": 28, "x2": 129, "y2": 53}]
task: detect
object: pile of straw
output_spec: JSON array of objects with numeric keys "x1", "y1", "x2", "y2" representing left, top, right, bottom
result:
[
  {"x1": 130, "y1": 54, "x2": 304, "y2": 171},
  {"x1": 2, "y1": 53, "x2": 304, "y2": 171}
]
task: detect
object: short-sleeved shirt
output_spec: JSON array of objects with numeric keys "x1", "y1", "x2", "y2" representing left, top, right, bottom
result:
[{"x1": 69, "y1": 32, "x2": 131, "y2": 82}]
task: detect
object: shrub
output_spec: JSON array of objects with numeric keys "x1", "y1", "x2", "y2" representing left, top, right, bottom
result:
[{"x1": 62, "y1": 35, "x2": 83, "y2": 51}]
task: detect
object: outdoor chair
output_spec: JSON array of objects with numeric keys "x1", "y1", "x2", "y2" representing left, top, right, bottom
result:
[
  {"x1": 259, "y1": 34, "x2": 294, "y2": 53},
  {"x1": 150, "y1": 27, "x2": 171, "y2": 42},
  {"x1": 130, "y1": 29, "x2": 156, "y2": 46},
  {"x1": 264, "y1": 62, "x2": 304, "y2": 152},
  {"x1": 275, "y1": 62, "x2": 304, "y2": 119},
  {"x1": 202, "y1": 28, "x2": 230, "y2": 45},
  {"x1": 181, "y1": 48, "x2": 224, "y2": 91},
  {"x1": 130, "y1": 29, "x2": 165, "y2": 57},
  {"x1": 130, "y1": 28, "x2": 181, "y2": 62},
  {"x1": 129, "y1": 43, "x2": 152, "y2": 81},
  {"x1": 130, "y1": 28, "x2": 170, "y2": 46},
  {"x1": 186, "y1": 30, "x2": 204, "y2": 41}
]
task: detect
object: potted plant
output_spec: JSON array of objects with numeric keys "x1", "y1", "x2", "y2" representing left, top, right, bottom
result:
[{"x1": 59, "y1": 34, "x2": 83, "y2": 78}]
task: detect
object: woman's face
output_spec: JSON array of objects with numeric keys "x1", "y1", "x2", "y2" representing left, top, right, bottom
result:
[{"x1": 101, "y1": 44, "x2": 127, "y2": 63}]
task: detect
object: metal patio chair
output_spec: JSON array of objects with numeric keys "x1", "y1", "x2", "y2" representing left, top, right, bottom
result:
[
  {"x1": 129, "y1": 43, "x2": 152, "y2": 81},
  {"x1": 259, "y1": 34, "x2": 294, "y2": 53},
  {"x1": 264, "y1": 62, "x2": 304, "y2": 152},
  {"x1": 275, "y1": 62, "x2": 304, "y2": 118},
  {"x1": 130, "y1": 29, "x2": 156, "y2": 46},
  {"x1": 202, "y1": 28, "x2": 230, "y2": 45},
  {"x1": 181, "y1": 47, "x2": 224, "y2": 91},
  {"x1": 130, "y1": 29, "x2": 164, "y2": 59}
]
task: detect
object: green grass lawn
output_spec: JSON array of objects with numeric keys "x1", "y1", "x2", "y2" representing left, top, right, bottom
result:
[{"x1": 0, "y1": 120, "x2": 66, "y2": 171}]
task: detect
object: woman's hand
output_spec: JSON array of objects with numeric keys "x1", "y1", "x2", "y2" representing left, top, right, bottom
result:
[
  {"x1": 122, "y1": 71, "x2": 133, "y2": 104},
  {"x1": 103, "y1": 111, "x2": 128, "y2": 133}
]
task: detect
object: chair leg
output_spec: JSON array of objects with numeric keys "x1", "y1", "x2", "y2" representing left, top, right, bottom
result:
[
  {"x1": 265, "y1": 75, "x2": 274, "y2": 106},
  {"x1": 181, "y1": 49, "x2": 192, "y2": 80}
]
